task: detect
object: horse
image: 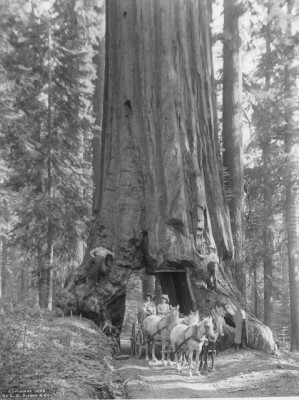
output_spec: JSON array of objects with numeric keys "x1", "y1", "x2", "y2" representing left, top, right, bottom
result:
[
  {"x1": 142, "y1": 305, "x2": 180, "y2": 363},
  {"x1": 177, "y1": 311, "x2": 200, "y2": 365},
  {"x1": 170, "y1": 316, "x2": 216, "y2": 377},
  {"x1": 200, "y1": 314, "x2": 224, "y2": 372},
  {"x1": 178, "y1": 311, "x2": 199, "y2": 326}
]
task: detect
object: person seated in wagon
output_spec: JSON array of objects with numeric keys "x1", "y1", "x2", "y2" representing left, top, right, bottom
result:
[
  {"x1": 137, "y1": 293, "x2": 156, "y2": 325},
  {"x1": 156, "y1": 294, "x2": 170, "y2": 315},
  {"x1": 143, "y1": 293, "x2": 156, "y2": 317}
]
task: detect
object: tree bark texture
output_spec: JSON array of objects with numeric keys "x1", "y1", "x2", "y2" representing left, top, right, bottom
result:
[
  {"x1": 262, "y1": 162, "x2": 275, "y2": 329},
  {"x1": 56, "y1": 0, "x2": 276, "y2": 353},
  {"x1": 285, "y1": 0, "x2": 299, "y2": 351},
  {"x1": 222, "y1": 0, "x2": 245, "y2": 294},
  {"x1": 262, "y1": 16, "x2": 275, "y2": 330},
  {"x1": 92, "y1": 36, "x2": 105, "y2": 211},
  {"x1": 37, "y1": 251, "x2": 47, "y2": 309},
  {"x1": 285, "y1": 141, "x2": 299, "y2": 352},
  {"x1": 1, "y1": 235, "x2": 7, "y2": 298},
  {"x1": 46, "y1": 18, "x2": 54, "y2": 311}
]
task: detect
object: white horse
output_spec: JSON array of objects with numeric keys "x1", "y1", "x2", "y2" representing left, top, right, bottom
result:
[
  {"x1": 170, "y1": 316, "x2": 216, "y2": 376},
  {"x1": 142, "y1": 305, "x2": 180, "y2": 364},
  {"x1": 177, "y1": 311, "x2": 200, "y2": 365},
  {"x1": 178, "y1": 310, "x2": 199, "y2": 326},
  {"x1": 200, "y1": 314, "x2": 224, "y2": 372}
]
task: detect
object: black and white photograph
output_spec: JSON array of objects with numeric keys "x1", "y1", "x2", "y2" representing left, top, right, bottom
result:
[{"x1": 0, "y1": 0, "x2": 299, "y2": 398}]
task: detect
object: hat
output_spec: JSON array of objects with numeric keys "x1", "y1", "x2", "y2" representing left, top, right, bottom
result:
[
  {"x1": 145, "y1": 293, "x2": 153, "y2": 299},
  {"x1": 161, "y1": 294, "x2": 169, "y2": 303}
]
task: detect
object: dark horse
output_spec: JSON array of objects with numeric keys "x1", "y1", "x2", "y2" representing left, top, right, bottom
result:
[{"x1": 200, "y1": 314, "x2": 224, "y2": 372}]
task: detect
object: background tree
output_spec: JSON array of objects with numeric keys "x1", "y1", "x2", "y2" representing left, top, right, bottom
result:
[
  {"x1": 222, "y1": 0, "x2": 246, "y2": 295},
  {"x1": 142, "y1": 274, "x2": 155, "y2": 299},
  {"x1": 243, "y1": 0, "x2": 299, "y2": 348},
  {"x1": 284, "y1": 0, "x2": 299, "y2": 351},
  {"x1": 0, "y1": 0, "x2": 102, "y2": 307}
]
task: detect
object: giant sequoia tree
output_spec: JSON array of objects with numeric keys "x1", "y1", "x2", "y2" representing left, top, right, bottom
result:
[{"x1": 56, "y1": 0, "x2": 276, "y2": 353}]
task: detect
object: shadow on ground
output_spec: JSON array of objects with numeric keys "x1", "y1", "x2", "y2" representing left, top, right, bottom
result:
[{"x1": 117, "y1": 332, "x2": 299, "y2": 398}]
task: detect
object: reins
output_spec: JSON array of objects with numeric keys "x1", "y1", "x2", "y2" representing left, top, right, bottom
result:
[
  {"x1": 203, "y1": 316, "x2": 223, "y2": 347},
  {"x1": 141, "y1": 324, "x2": 168, "y2": 346},
  {"x1": 173, "y1": 325, "x2": 206, "y2": 355},
  {"x1": 141, "y1": 313, "x2": 177, "y2": 346}
]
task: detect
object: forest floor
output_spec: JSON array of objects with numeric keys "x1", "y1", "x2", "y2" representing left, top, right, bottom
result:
[
  {"x1": 0, "y1": 309, "x2": 124, "y2": 399},
  {"x1": 1, "y1": 308, "x2": 299, "y2": 399},
  {"x1": 117, "y1": 332, "x2": 299, "y2": 398}
]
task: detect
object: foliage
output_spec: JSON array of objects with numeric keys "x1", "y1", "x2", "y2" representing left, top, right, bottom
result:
[
  {"x1": 0, "y1": 299, "x2": 42, "y2": 387},
  {"x1": 0, "y1": 0, "x2": 104, "y2": 305},
  {"x1": 243, "y1": 0, "x2": 299, "y2": 345}
]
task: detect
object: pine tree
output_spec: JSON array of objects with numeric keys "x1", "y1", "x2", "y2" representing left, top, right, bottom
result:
[
  {"x1": 1, "y1": 0, "x2": 100, "y2": 307},
  {"x1": 284, "y1": 0, "x2": 299, "y2": 351},
  {"x1": 244, "y1": 0, "x2": 299, "y2": 347}
]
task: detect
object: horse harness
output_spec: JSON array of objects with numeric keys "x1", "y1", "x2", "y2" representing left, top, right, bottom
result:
[
  {"x1": 174, "y1": 325, "x2": 207, "y2": 355},
  {"x1": 141, "y1": 314, "x2": 175, "y2": 346}
]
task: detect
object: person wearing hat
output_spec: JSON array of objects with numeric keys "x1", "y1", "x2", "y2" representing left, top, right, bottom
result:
[
  {"x1": 142, "y1": 293, "x2": 156, "y2": 319},
  {"x1": 87, "y1": 246, "x2": 115, "y2": 281},
  {"x1": 156, "y1": 294, "x2": 170, "y2": 315},
  {"x1": 206, "y1": 245, "x2": 219, "y2": 290},
  {"x1": 233, "y1": 299, "x2": 249, "y2": 350},
  {"x1": 197, "y1": 244, "x2": 219, "y2": 290}
]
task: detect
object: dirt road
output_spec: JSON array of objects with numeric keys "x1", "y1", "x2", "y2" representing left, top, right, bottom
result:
[
  {"x1": 117, "y1": 356, "x2": 219, "y2": 398},
  {"x1": 116, "y1": 334, "x2": 299, "y2": 398}
]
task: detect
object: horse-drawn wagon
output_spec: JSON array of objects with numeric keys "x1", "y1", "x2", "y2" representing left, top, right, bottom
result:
[
  {"x1": 129, "y1": 308, "x2": 224, "y2": 376},
  {"x1": 130, "y1": 308, "x2": 172, "y2": 359},
  {"x1": 130, "y1": 317, "x2": 145, "y2": 358}
]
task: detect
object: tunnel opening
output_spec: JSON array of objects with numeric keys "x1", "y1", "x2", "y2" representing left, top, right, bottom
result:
[
  {"x1": 122, "y1": 268, "x2": 195, "y2": 337},
  {"x1": 157, "y1": 271, "x2": 194, "y2": 316}
]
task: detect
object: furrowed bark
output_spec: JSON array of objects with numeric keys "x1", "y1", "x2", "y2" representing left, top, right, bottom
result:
[
  {"x1": 262, "y1": 16, "x2": 275, "y2": 330},
  {"x1": 56, "y1": 0, "x2": 276, "y2": 353},
  {"x1": 285, "y1": 0, "x2": 299, "y2": 352},
  {"x1": 222, "y1": 0, "x2": 246, "y2": 295}
]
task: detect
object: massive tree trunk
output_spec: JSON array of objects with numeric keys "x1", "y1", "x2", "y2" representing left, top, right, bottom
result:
[
  {"x1": 222, "y1": 0, "x2": 245, "y2": 295},
  {"x1": 56, "y1": 0, "x2": 276, "y2": 353}
]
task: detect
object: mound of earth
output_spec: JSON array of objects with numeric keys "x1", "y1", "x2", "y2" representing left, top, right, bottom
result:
[{"x1": 0, "y1": 310, "x2": 124, "y2": 399}]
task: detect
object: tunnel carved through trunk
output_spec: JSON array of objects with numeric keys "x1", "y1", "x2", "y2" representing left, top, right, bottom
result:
[{"x1": 158, "y1": 272, "x2": 194, "y2": 315}]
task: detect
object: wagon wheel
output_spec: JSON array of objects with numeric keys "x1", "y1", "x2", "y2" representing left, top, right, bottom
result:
[
  {"x1": 131, "y1": 322, "x2": 136, "y2": 355},
  {"x1": 135, "y1": 329, "x2": 144, "y2": 359}
]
